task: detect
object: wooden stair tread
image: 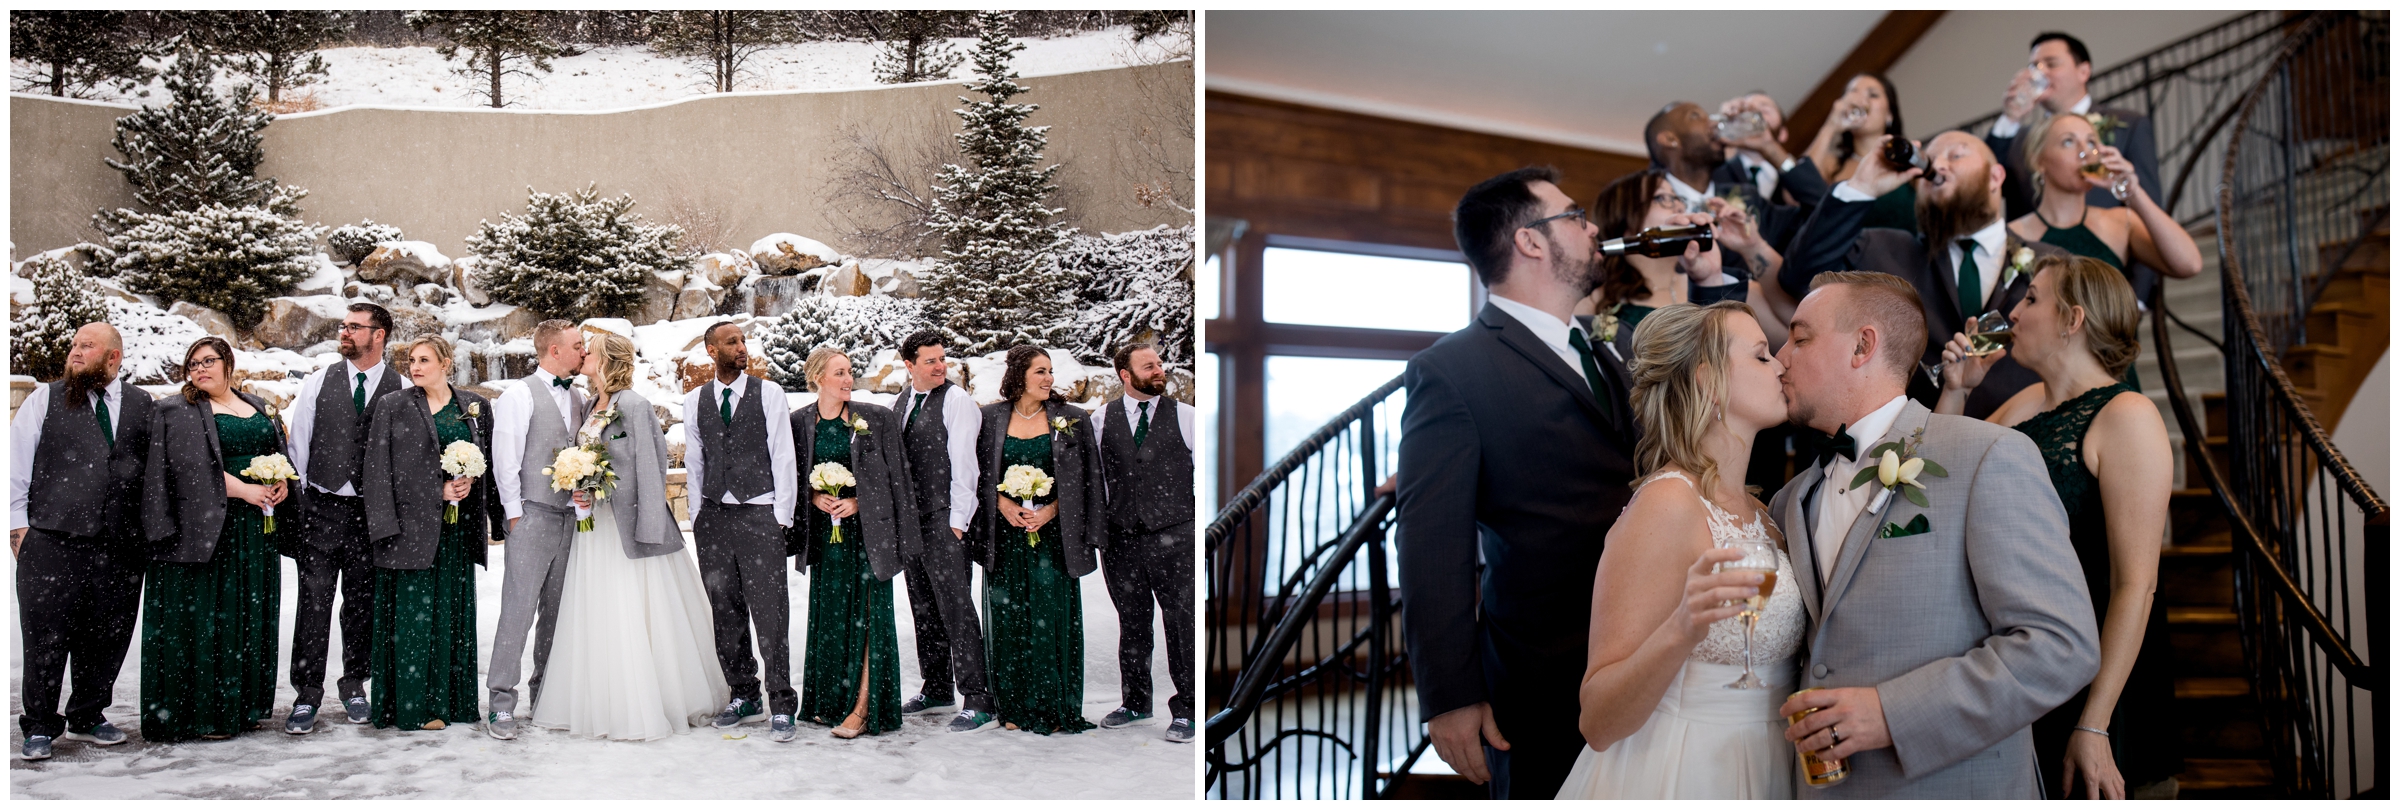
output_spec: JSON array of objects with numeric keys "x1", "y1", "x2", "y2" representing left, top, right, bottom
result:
[
  {"x1": 2310, "y1": 298, "x2": 2385, "y2": 316},
  {"x1": 2169, "y1": 606, "x2": 2238, "y2": 625},
  {"x1": 2179, "y1": 758, "x2": 2277, "y2": 789},
  {"x1": 2177, "y1": 676, "x2": 2251, "y2": 699},
  {"x1": 2283, "y1": 342, "x2": 2351, "y2": 359}
]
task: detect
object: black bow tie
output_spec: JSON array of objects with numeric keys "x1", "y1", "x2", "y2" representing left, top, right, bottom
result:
[
  {"x1": 1814, "y1": 424, "x2": 1859, "y2": 468},
  {"x1": 550, "y1": 376, "x2": 574, "y2": 389}
]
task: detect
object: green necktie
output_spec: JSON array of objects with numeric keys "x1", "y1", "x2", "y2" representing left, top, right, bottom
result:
[
  {"x1": 1565, "y1": 328, "x2": 1615, "y2": 422},
  {"x1": 720, "y1": 386, "x2": 734, "y2": 426},
  {"x1": 353, "y1": 372, "x2": 366, "y2": 413},
  {"x1": 1134, "y1": 400, "x2": 1150, "y2": 448},
  {"x1": 1956, "y1": 239, "x2": 1983, "y2": 317},
  {"x1": 909, "y1": 392, "x2": 928, "y2": 427},
  {"x1": 96, "y1": 393, "x2": 113, "y2": 449}
]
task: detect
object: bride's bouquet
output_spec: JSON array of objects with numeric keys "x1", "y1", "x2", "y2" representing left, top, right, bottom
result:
[
  {"x1": 997, "y1": 464, "x2": 1055, "y2": 547},
  {"x1": 809, "y1": 462, "x2": 857, "y2": 543},
  {"x1": 543, "y1": 443, "x2": 617, "y2": 532},
  {"x1": 239, "y1": 453, "x2": 301, "y2": 533},
  {"x1": 439, "y1": 440, "x2": 486, "y2": 523}
]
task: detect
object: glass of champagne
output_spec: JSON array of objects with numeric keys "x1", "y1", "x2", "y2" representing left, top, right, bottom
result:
[
  {"x1": 2078, "y1": 146, "x2": 2110, "y2": 184},
  {"x1": 1720, "y1": 536, "x2": 1779, "y2": 690},
  {"x1": 1921, "y1": 311, "x2": 2014, "y2": 387}
]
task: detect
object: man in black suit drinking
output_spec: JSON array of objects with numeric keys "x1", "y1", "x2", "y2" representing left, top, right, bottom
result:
[{"x1": 1397, "y1": 166, "x2": 1642, "y2": 799}]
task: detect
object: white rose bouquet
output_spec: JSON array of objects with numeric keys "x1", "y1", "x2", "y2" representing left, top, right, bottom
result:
[
  {"x1": 543, "y1": 444, "x2": 618, "y2": 532},
  {"x1": 239, "y1": 453, "x2": 301, "y2": 533},
  {"x1": 997, "y1": 464, "x2": 1056, "y2": 547},
  {"x1": 809, "y1": 461, "x2": 859, "y2": 543},
  {"x1": 439, "y1": 440, "x2": 487, "y2": 524}
]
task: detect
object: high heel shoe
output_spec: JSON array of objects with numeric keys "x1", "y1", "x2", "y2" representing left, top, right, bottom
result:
[{"x1": 830, "y1": 713, "x2": 866, "y2": 739}]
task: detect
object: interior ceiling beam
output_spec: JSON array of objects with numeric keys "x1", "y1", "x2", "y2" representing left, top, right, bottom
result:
[{"x1": 1785, "y1": 11, "x2": 1947, "y2": 155}]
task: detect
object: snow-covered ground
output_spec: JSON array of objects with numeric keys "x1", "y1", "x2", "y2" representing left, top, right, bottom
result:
[
  {"x1": 21, "y1": 27, "x2": 1173, "y2": 112},
  {"x1": 5, "y1": 534, "x2": 1194, "y2": 799}
]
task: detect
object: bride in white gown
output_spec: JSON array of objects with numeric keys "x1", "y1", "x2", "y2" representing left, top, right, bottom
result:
[
  {"x1": 1557, "y1": 302, "x2": 1806, "y2": 799},
  {"x1": 532, "y1": 332, "x2": 730, "y2": 740}
]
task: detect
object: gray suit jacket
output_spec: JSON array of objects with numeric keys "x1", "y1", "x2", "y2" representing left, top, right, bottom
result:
[
  {"x1": 789, "y1": 400, "x2": 920, "y2": 580},
  {"x1": 972, "y1": 399, "x2": 1103, "y2": 579},
  {"x1": 360, "y1": 386, "x2": 494, "y2": 570},
  {"x1": 142, "y1": 390, "x2": 290, "y2": 564},
  {"x1": 596, "y1": 390, "x2": 686, "y2": 560},
  {"x1": 1769, "y1": 400, "x2": 2099, "y2": 799}
]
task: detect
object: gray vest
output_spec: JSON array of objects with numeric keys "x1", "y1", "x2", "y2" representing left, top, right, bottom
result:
[
  {"x1": 517, "y1": 373, "x2": 582, "y2": 512},
  {"x1": 308, "y1": 362, "x2": 404, "y2": 493},
  {"x1": 900, "y1": 382, "x2": 956, "y2": 523},
  {"x1": 695, "y1": 376, "x2": 775, "y2": 503},
  {"x1": 28, "y1": 380, "x2": 151, "y2": 540},
  {"x1": 1100, "y1": 396, "x2": 1195, "y2": 534}
]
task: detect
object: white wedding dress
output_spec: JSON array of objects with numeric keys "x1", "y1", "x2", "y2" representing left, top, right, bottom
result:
[
  {"x1": 1556, "y1": 471, "x2": 1806, "y2": 799},
  {"x1": 531, "y1": 415, "x2": 730, "y2": 741}
]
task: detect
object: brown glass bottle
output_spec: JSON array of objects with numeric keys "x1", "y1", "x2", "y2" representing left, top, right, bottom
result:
[
  {"x1": 1600, "y1": 224, "x2": 1714, "y2": 258},
  {"x1": 1881, "y1": 137, "x2": 1930, "y2": 173}
]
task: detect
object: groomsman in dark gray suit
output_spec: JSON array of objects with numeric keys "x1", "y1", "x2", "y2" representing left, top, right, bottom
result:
[
  {"x1": 681, "y1": 322, "x2": 799, "y2": 734},
  {"x1": 282, "y1": 302, "x2": 408, "y2": 733},
  {"x1": 1984, "y1": 31, "x2": 2165, "y2": 302},
  {"x1": 484, "y1": 319, "x2": 586, "y2": 740},
  {"x1": 9, "y1": 323, "x2": 152, "y2": 760},
  {"x1": 1095, "y1": 341, "x2": 1197, "y2": 744},
  {"x1": 892, "y1": 330, "x2": 998, "y2": 733}
]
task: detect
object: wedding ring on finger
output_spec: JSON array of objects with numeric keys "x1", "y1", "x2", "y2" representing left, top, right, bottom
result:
[{"x1": 1829, "y1": 726, "x2": 1844, "y2": 746}]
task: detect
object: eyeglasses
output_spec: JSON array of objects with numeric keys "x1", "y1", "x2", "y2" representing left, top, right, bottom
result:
[
  {"x1": 1522, "y1": 206, "x2": 1588, "y2": 230},
  {"x1": 186, "y1": 356, "x2": 224, "y2": 372},
  {"x1": 1649, "y1": 193, "x2": 1684, "y2": 212},
  {"x1": 338, "y1": 323, "x2": 379, "y2": 334}
]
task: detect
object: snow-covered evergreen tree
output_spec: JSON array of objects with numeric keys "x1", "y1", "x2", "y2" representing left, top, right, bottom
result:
[
  {"x1": 1065, "y1": 225, "x2": 1196, "y2": 373},
  {"x1": 200, "y1": 11, "x2": 354, "y2": 104},
  {"x1": 328, "y1": 219, "x2": 405, "y2": 264},
  {"x1": 756, "y1": 294, "x2": 931, "y2": 392},
  {"x1": 10, "y1": 254, "x2": 110, "y2": 381},
  {"x1": 98, "y1": 44, "x2": 303, "y2": 222},
  {"x1": 407, "y1": 10, "x2": 560, "y2": 109},
  {"x1": 922, "y1": 10, "x2": 1076, "y2": 356},
  {"x1": 870, "y1": 11, "x2": 964, "y2": 85},
  {"x1": 650, "y1": 10, "x2": 804, "y2": 94},
  {"x1": 9, "y1": 11, "x2": 157, "y2": 98},
  {"x1": 100, "y1": 203, "x2": 321, "y2": 327},
  {"x1": 467, "y1": 185, "x2": 691, "y2": 323}
]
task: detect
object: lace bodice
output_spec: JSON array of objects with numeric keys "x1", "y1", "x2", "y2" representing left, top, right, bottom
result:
[
  {"x1": 576, "y1": 402, "x2": 615, "y2": 447},
  {"x1": 1641, "y1": 472, "x2": 1805, "y2": 667}
]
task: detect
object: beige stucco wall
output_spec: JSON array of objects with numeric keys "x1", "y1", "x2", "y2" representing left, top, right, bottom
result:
[{"x1": 10, "y1": 61, "x2": 1193, "y2": 260}]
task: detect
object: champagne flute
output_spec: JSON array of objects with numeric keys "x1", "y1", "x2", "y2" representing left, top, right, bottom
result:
[
  {"x1": 1920, "y1": 311, "x2": 2014, "y2": 387},
  {"x1": 1720, "y1": 535, "x2": 1779, "y2": 690}
]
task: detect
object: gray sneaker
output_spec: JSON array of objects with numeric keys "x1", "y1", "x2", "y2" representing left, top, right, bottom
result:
[
  {"x1": 1099, "y1": 707, "x2": 1153, "y2": 729},
  {"x1": 22, "y1": 735, "x2": 52, "y2": 760},
  {"x1": 63, "y1": 721, "x2": 127, "y2": 745},
  {"x1": 770, "y1": 715, "x2": 796, "y2": 743},
  {"x1": 946, "y1": 709, "x2": 994, "y2": 733},
  {"x1": 485, "y1": 711, "x2": 517, "y2": 741},
  {"x1": 283, "y1": 706, "x2": 318, "y2": 735},
  {"x1": 712, "y1": 699, "x2": 765, "y2": 729},
  {"x1": 902, "y1": 693, "x2": 955, "y2": 715},
  {"x1": 344, "y1": 697, "x2": 371, "y2": 725},
  {"x1": 1164, "y1": 718, "x2": 1194, "y2": 744}
]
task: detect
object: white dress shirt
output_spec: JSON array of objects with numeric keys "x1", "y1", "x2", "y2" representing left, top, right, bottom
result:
[
  {"x1": 1989, "y1": 92, "x2": 2093, "y2": 138},
  {"x1": 681, "y1": 373, "x2": 799, "y2": 528},
  {"x1": 493, "y1": 367, "x2": 582, "y2": 521},
  {"x1": 1827, "y1": 183, "x2": 2006, "y2": 311},
  {"x1": 1487, "y1": 294, "x2": 1598, "y2": 382},
  {"x1": 1810, "y1": 394, "x2": 1910, "y2": 583},
  {"x1": 288, "y1": 357, "x2": 409, "y2": 496},
  {"x1": 901, "y1": 383, "x2": 982, "y2": 532},
  {"x1": 1664, "y1": 171, "x2": 1716, "y2": 213},
  {"x1": 10, "y1": 380, "x2": 126, "y2": 531},
  {"x1": 1091, "y1": 389, "x2": 1199, "y2": 504},
  {"x1": 1736, "y1": 151, "x2": 1781, "y2": 201}
]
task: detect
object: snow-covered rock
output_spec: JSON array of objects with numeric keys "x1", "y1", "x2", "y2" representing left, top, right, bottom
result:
[
  {"x1": 745, "y1": 275, "x2": 813, "y2": 317},
  {"x1": 750, "y1": 233, "x2": 840, "y2": 276},
  {"x1": 580, "y1": 318, "x2": 635, "y2": 338},
  {"x1": 358, "y1": 240, "x2": 450, "y2": 286},
  {"x1": 444, "y1": 302, "x2": 540, "y2": 344},
  {"x1": 167, "y1": 301, "x2": 237, "y2": 341},
  {"x1": 452, "y1": 255, "x2": 492, "y2": 306},
  {"x1": 253, "y1": 295, "x2": 352, "y2": 349},
  {"x1": 291, "y1": 253, "x2": 346, "y2": 297},
  {"x1": 694, "y1": 251, "x2": 754, "y2": 289},
  {"x1": 105, "y1": 298, "x2": 211, "y2": 384},
  {"x1": 389, "y1": 303, "x2": 443, "y2": 341},
  {"x1": 820, "y1": 261, "x2": 872, "y2": 297}
]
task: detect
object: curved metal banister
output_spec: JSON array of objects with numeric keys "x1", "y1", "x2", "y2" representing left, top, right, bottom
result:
[
  {"x1": 1206, "y1": 493, "x2": 1393, "y2": 746},
  {"x1": 1205, "y1": 375, "x2": 1403, "y2": 552}
]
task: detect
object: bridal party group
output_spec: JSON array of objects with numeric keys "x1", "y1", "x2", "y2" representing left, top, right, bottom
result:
[{"x1": 10, "y1": 303, "x2": 1197, "y2": 760}]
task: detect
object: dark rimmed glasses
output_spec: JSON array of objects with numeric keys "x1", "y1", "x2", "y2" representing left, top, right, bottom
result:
[{"x1": 1523, "y1": 206, "x2": 1588, "y2": 231}]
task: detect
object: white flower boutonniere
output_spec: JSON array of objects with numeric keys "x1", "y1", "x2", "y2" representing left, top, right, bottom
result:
[
  {"x1": 1050, "y1": 416, "x2": 1078, "y2": 437},
  {"x1": 466, "y1": 400, "x2": 481, "y2": 419},
  {"x1": 849, "y1": 415, "x2": 871, "y2": 436},
  {"x1": 1596, "y1": 302, "x2": 1623, "y2": 345},
  {"x1": 2000, "y1": 246, "x2": 2035, "y2": 290},
  {"x1": 1849, "y1": 427, "x2": 1950, "y2": 512},
  {"x1": 2084, "y1": 112, "x2": 2122, "y2": 145}
]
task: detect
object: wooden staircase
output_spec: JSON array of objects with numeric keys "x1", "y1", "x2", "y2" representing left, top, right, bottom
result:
[{"x1": 2158, "y1": 212, "x2": 2389, "y2": 798}]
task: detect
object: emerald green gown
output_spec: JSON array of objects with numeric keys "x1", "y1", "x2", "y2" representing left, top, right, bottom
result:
[
  {"x1": 140, "y1": 411, "x2": 282, "y2": 742},
  {"x1": 983, "y1": 433, "x2": 1095, "y2": 734},
  {"x1": 799, "y1": 415, "x2": 902, "y2": 733},
  {"x1": 370, "y1": 400, "x2": 481, "y2": 729}
]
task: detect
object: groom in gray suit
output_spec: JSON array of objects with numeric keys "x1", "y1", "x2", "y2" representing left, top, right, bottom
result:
[
  {"x1": 1767, "y1": 271, "x2": 2098, "y2": 798},
  {"x1": 484, "y1": 320, "x2": 589, "y2": 740}
]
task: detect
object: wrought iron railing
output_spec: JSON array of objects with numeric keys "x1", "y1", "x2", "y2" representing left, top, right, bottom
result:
[
  {"x1": 1206, "y1": 377, "x2": 1423, "y2": 799},
  {"x1": 2208, "y1": 9, "x2": 2389, "y2": 799}
]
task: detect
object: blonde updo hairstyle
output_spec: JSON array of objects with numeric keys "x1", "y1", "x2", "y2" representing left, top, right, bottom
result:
[
  {"x1": 405, "y1": 335, "x2": 454, "y2": 377},
  {"x1": 803, "y1": 347, "x2": 849, "y2": 392},
  {"x1": 1626, "y1": 301, "x2": 1756, "y2": 495},
  {"x1": 2035, "y1": 255, "x2": 2142, "y2": 378},
  {"x1": 590, "y1": 332, "x2": 638, "y2": 394}
]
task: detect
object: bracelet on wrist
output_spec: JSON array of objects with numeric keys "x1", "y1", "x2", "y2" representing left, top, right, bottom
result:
[{"x1": 2072, "y1": 725, "x2": 2110, "y2": 738}]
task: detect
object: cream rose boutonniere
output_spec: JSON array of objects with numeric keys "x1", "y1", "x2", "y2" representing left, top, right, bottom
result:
[
  {"x1": 1051, "y1": 416, "x2": 1078, "y2": 436},
  {"x1": 466, "y1": 400, "x2": 481, "y2": 419},
  {"x1": 2084, "y1": 112, "x2": 2122, "y2": 146},
  {"x1": 1999, "y1": 246, "x2": 2035, "y2": 290},
  {"x1": 1849, "y1": 427, "x2": 1950, "y2": 512},
  {"x1": 850, "y1": 415, "x2": 871, "y2": 436},
  {"x1": 1596, "y1": 302, "x2": 1624, "y2": 345}
]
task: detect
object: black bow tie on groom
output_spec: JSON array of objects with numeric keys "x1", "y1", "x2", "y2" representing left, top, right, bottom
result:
[
  {"x1": 551, "y1": 376, "x2": 575, "y2": 389},
  {"x1": 1813, "y1": 424, "x2": 1858, "y2": 468}
]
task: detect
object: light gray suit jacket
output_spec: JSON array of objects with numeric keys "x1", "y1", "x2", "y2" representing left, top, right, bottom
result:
[
  {"x1": 595, "y1": 390, "x2": 684, "y2": 560},
  {"x1": 1769, "y1": 399, "x2": 2099, "y2": 799}
]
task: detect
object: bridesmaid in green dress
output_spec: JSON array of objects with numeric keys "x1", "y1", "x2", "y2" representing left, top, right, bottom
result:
[
  {"x1": 138, "y1": 337, "x2": 291, "y2": 742},
  {"x1": 972, "y1": 345, "x2": 1105, "y2": 735},
  {"x1": 1934, "y1": 256, "x2": 2180, "y2": 798},
  {"x1": 1802, "y1": 72, "x2": 1918, "y2": 234},
  {"x1": 360, "y1": 336, "x2": 493, "y2": 731},
  {"x1": 789, "y1": 348, "x2": 919, "y2": 739}
]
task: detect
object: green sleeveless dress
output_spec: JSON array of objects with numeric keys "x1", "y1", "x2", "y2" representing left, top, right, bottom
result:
[
  {"x1": 2033, "y1": 211, "x2": 2143, "y2": 391},
  {"x1": 2015, "y1": 383, "x2": 2179, "y2": 794},
  {"x1": 983, "y1": 433, "x2": 1095, "y2": 734},
  {"x1": 140, "y1": 410, "x2": 282, "y2": 742},
  {"x1": 799, "y1": 414, "x2": 902, "y2": 733},
  {"x1": 370, "y1": 399, "x2": 481, "y2": 729}
]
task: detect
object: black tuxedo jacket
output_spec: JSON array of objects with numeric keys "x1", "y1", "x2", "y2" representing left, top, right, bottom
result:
[
  {"x1": 1784, "y1": 195, "x2": 2073, "y2": 418},
  {"x1": 1986, "y1": 104, "x2": 2163, "y2": 300},
  {"x1": 1395, "y1": 303, "x2": 1640, "y2": 768},
  {"x1": 1712, "y1": 153, "x2": 1832, "y2": 254}
]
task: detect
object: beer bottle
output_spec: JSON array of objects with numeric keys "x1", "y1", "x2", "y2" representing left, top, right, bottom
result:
[
  {"x1": 1881, "y1": 136, "x2": 1930, "y2": 173},
  {"x1": 1600, "y1": 224, "x2": 1714, "y2": 258}
]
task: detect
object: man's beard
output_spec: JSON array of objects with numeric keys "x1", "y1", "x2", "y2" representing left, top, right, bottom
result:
[
  {"x1": 1130, "y1": 370, "x2": 1168, "y2": 397},
  {"x1": 1916, "y1": 169, "x2": 1998, "y2": 250},
  {"x1": 337, "y1": 336, "x2": 361, "y2": 360},
  {"x1": 1549, "y1": 232, "x2": 1602, "y2": 295},
  {"x1": 1686, "y1": 132, "x2": 1725, "y2": 172},
  {"x1": 714, "y1": 353, "x2": 746, "y2": 374},
  {"x1": 61, "y1": 360, "x2": 112, "y2": 407}
]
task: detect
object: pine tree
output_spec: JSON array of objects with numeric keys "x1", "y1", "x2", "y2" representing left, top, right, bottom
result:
[
  {"x1": 327, "y1": 219, "x2": 404, "y2": 265},
  {"x1": 922, "y1": 11, "x2": 1076, "y2": 356},
  {"x1": 467, "y1": 185, "x2": 692, "y2": 323},
  {"x1": 870, "y1": 11, "x2": 964, "y2": 85},
  {"x1": 757, "y1": 295, "x2": 931, "y2": 391},
  {"x1": 9, "y1": 11, "x2": 158, "y2": 98},
  {"x1": 100, "y1": 204, "x2": 321, "y2": 327},
  {"x1": 1066, "y1": 225, "x2": 1196, "y2": 373},
  {"x1": 407, "y1": 10, "x2": 560, "y2": 109},
  {"x1": 97, "y1": 44, "x2": 302, "y2": 222},
  {"x1": 200, "y1": 11, "x2": 354, "y2": 104},
  {"x1": 10, "y1": 254, "x2": 110, "y2": 381},
  {"x1": 650, "y1": 10, "x2": 805, "y2": 94}
]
